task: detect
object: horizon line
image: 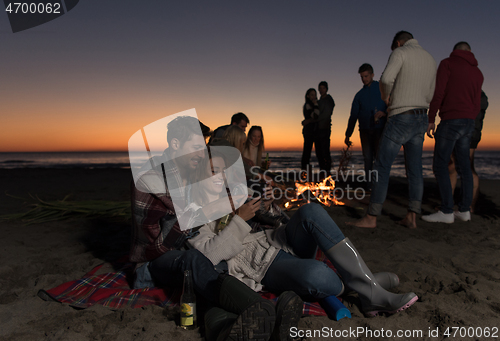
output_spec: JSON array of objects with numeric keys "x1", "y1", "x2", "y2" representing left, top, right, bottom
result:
[{"x1": 2, "y1": 147, "x2": 500, "y2": 153}]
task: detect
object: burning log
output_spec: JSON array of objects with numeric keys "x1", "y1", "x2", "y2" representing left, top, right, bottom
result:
[{"x1": 284, "y1": 176, "x2": 345, "y2": 210}]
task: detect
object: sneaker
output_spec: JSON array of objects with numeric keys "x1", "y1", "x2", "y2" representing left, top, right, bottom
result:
[
  {"x1": 421, "y1": 211, "x2": 454, "y2": 223},
  {"x1": 454, "y1": 210, "x2": 471, "y2": 222}
]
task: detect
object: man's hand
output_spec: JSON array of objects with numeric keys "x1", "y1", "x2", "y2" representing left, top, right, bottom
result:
[
  {"x1": 237, "y1": 198, "x2": 261, "y2": 221},
  {"x1": 427, "y1": 123, "x2": 435, "y2": 138},
  {"x1": 374, "y1": 111, "x2": 386, "y2": 122},
  {"x1": 301, "y1": 119, "x2": 311, "y2": 126},
  {"x1": 344, "y1": 136, "x2": 352, "y2": 147}
]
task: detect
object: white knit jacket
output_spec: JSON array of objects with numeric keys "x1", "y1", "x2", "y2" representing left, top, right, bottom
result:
[
  {"x1": 188, "y1": 215, "x2": 289, "y2": 292},
  {"x1": 380, "y1": 39, "x2": 437, "y2": 116}
]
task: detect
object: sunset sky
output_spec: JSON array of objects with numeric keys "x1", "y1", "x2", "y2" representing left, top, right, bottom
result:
[{"x1": 1, "y1": 1, "x2": 499, "y2": 152}]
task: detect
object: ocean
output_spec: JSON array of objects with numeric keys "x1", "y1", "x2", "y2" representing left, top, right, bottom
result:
[{"x1": 1, "y1": 150, "x2": 500, "y2": 180}]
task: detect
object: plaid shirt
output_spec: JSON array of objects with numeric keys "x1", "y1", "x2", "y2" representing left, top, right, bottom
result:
[{"x1": 130, "y1": 154, "x2": 198, "y2": 263}]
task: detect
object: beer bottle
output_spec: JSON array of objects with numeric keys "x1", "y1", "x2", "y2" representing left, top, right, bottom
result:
[
  {"x1": 263, "y1": 153, "x2": 270, "y2": 170},
  {"x1": 180, "y1": 270, "x2": 197, "y2": 330},
  {"x1": 216, "y1": 214, "x2": 232, "y2": 233}
]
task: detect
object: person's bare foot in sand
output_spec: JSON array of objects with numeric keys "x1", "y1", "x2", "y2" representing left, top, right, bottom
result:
[
  {"x1": 346, "y1": 214, "x2": 377, "y2": 228},
  {"x1": 398, "y1": 211, "x2": 417, "y2": 228}
]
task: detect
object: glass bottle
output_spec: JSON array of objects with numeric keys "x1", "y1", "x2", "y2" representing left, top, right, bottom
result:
[
  {"x1": 180, "y1": 270, "x2": 197, "y2": 330},
  {"x1": 216, "y1": 214, "x2": 232, "y2": 233},
  {"x1": 263, "y1": 153, "x2": 270, "y2": 170}
]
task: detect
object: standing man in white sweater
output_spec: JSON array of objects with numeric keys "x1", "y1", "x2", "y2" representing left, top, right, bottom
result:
[{"x1": 347, "y1": 31, "x2": 436, "y2": 229}]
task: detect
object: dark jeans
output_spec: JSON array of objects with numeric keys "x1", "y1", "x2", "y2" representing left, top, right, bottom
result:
[
  {"x1": 359, "y1": 128, "x2": 383, "y2": 185},
  {"x1": 261, "y1": 204, "x2": 345, "y2": 299},
  {"x1": 149, "y1": 249, "x2": 220, "y2": 305},
  {"x1": 433, "y1": 119, "x2": 475, "y2": 213},
  {"x1": 301, "y1": 130, "x2": 317, "y2": 170},
  {"x1": 315, "y1": 129, "x2": 332, "y2": 174}
]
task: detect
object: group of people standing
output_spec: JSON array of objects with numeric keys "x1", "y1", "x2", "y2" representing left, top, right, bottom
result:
[{"x1": 301, "y1": 31, "x2": 486, "y2": 229}]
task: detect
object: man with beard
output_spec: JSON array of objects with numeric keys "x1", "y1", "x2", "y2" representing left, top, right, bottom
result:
[{"x1": 130, "y1": 116, "x2": 300, "y2": 341}]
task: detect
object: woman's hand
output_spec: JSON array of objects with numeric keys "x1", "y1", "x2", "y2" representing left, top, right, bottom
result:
[
  {"x1": 237, "y1": 198, "x2": 261, "y2": 221},
  {"x1": 243, "y1": 157, "x2": 255, "y2": 167}
]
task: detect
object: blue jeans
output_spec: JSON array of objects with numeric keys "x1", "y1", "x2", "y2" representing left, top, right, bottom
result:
[
  {"x1": 433, "y1": 119, "x2": 474, "y2": 213},
  {"x1": 261, "y1": 204, "x2": 345, "y2": 299},
  {"x1": 359, "y1": 128, "x2": 384, "y2": 186},
  {"x1": 369, "y1": 110, "x2": 428, "y2": 215}
]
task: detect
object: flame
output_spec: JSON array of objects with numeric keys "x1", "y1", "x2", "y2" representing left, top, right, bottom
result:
[{"x1": 284, "y1": 175, "x2": 344, "y2": 209}]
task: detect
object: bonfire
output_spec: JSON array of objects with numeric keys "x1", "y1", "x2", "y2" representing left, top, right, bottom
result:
[{"x1": 284, "y1": 175, "x2": 345, "y2": 210}]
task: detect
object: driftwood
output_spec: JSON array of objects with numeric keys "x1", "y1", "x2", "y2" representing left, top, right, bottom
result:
[{"x1": 337, "y1": 143, "x2": 352, "y2": 176}]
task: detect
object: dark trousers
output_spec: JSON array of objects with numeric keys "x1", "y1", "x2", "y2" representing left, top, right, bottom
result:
[
  {"x1": 149, "y1": 249, "x2": 220, "y2": 305},
  {"x1": 315, "y1": 129, "x2": 332, "y2": 174},
  {"x1": 301, "y1": 131, "x2": 317, "y2": 170},
  {"x1": 359, "y1": 128, "x2": 384, "y2": 185},
  {"x1": 433, "y1": 119, "x2": 475, "y2": 213}
]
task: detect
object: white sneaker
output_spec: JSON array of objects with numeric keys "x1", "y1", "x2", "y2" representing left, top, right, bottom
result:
[
  {"x1": 422, "y1": 211, "x2": 454, "y2": 223},
  {"x1": 454, "y1": 210, "x2": 471, "y2": 222}
]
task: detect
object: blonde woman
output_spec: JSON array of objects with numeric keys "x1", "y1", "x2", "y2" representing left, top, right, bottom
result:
[
  {"x1": 222, "y1": 125, "x2": 246, "y2": 154},
  {"x1": 243, "y1": 126, "x2": 266, "y2": 168}
]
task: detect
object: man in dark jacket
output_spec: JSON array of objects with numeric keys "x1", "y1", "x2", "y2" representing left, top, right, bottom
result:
[
  {"x1": 423, "y1": 42, "x2": 484, "y2": 223},
  {"x1": 344, "y1": 64, "x2": 387, "y2": 190},
  {"x1": 211, "y1": 112, "x2": 250, "y2": 141},
  {"x1": 316, "y1": 81, "x2": 335, "y2": 176}
]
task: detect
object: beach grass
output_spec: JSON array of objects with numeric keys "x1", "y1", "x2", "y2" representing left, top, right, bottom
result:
[{"x1": 0, "y1": 193, "x2": 130, "y2": 224}]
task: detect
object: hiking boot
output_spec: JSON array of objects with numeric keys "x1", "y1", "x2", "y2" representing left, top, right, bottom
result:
[
  {"x1": 217, "y1": 274, "x2": 275, "y2": 340},
  {"x1": 271, "y1": 291, "x2": 303, "y2": 341}
]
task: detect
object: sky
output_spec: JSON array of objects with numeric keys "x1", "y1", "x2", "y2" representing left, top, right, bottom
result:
[{"x1": 1, "y1": 0, "x2": 499, "y2": 152}]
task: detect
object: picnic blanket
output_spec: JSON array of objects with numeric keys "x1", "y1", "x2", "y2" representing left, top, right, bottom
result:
[{"x1": 38, "y1": 250, "x2": 337, "y2": 316}]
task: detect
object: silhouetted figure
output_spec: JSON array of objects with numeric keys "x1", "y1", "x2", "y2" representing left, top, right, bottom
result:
[
  {"x1": 316, "y1": 81, "x2": 335, "y2": 177},
  {"x1": 301, "y1": 88, "x2": 319, "y2": 175},
  {"x1": 344, "y1": 64, "x2": 387, "y2": 190},
  {"x1": 210, "y1": 112, "x2": 250, "y2": 143}
]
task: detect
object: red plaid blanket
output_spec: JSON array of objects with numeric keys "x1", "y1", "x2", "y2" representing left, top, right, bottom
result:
[{"x1": 38, "y1": 250, "x2": 337, "y2": 316}]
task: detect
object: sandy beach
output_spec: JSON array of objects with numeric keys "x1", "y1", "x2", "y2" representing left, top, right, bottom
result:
[{"x1": 1, "y1": 168, "x2": 499, "y2": 341}]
